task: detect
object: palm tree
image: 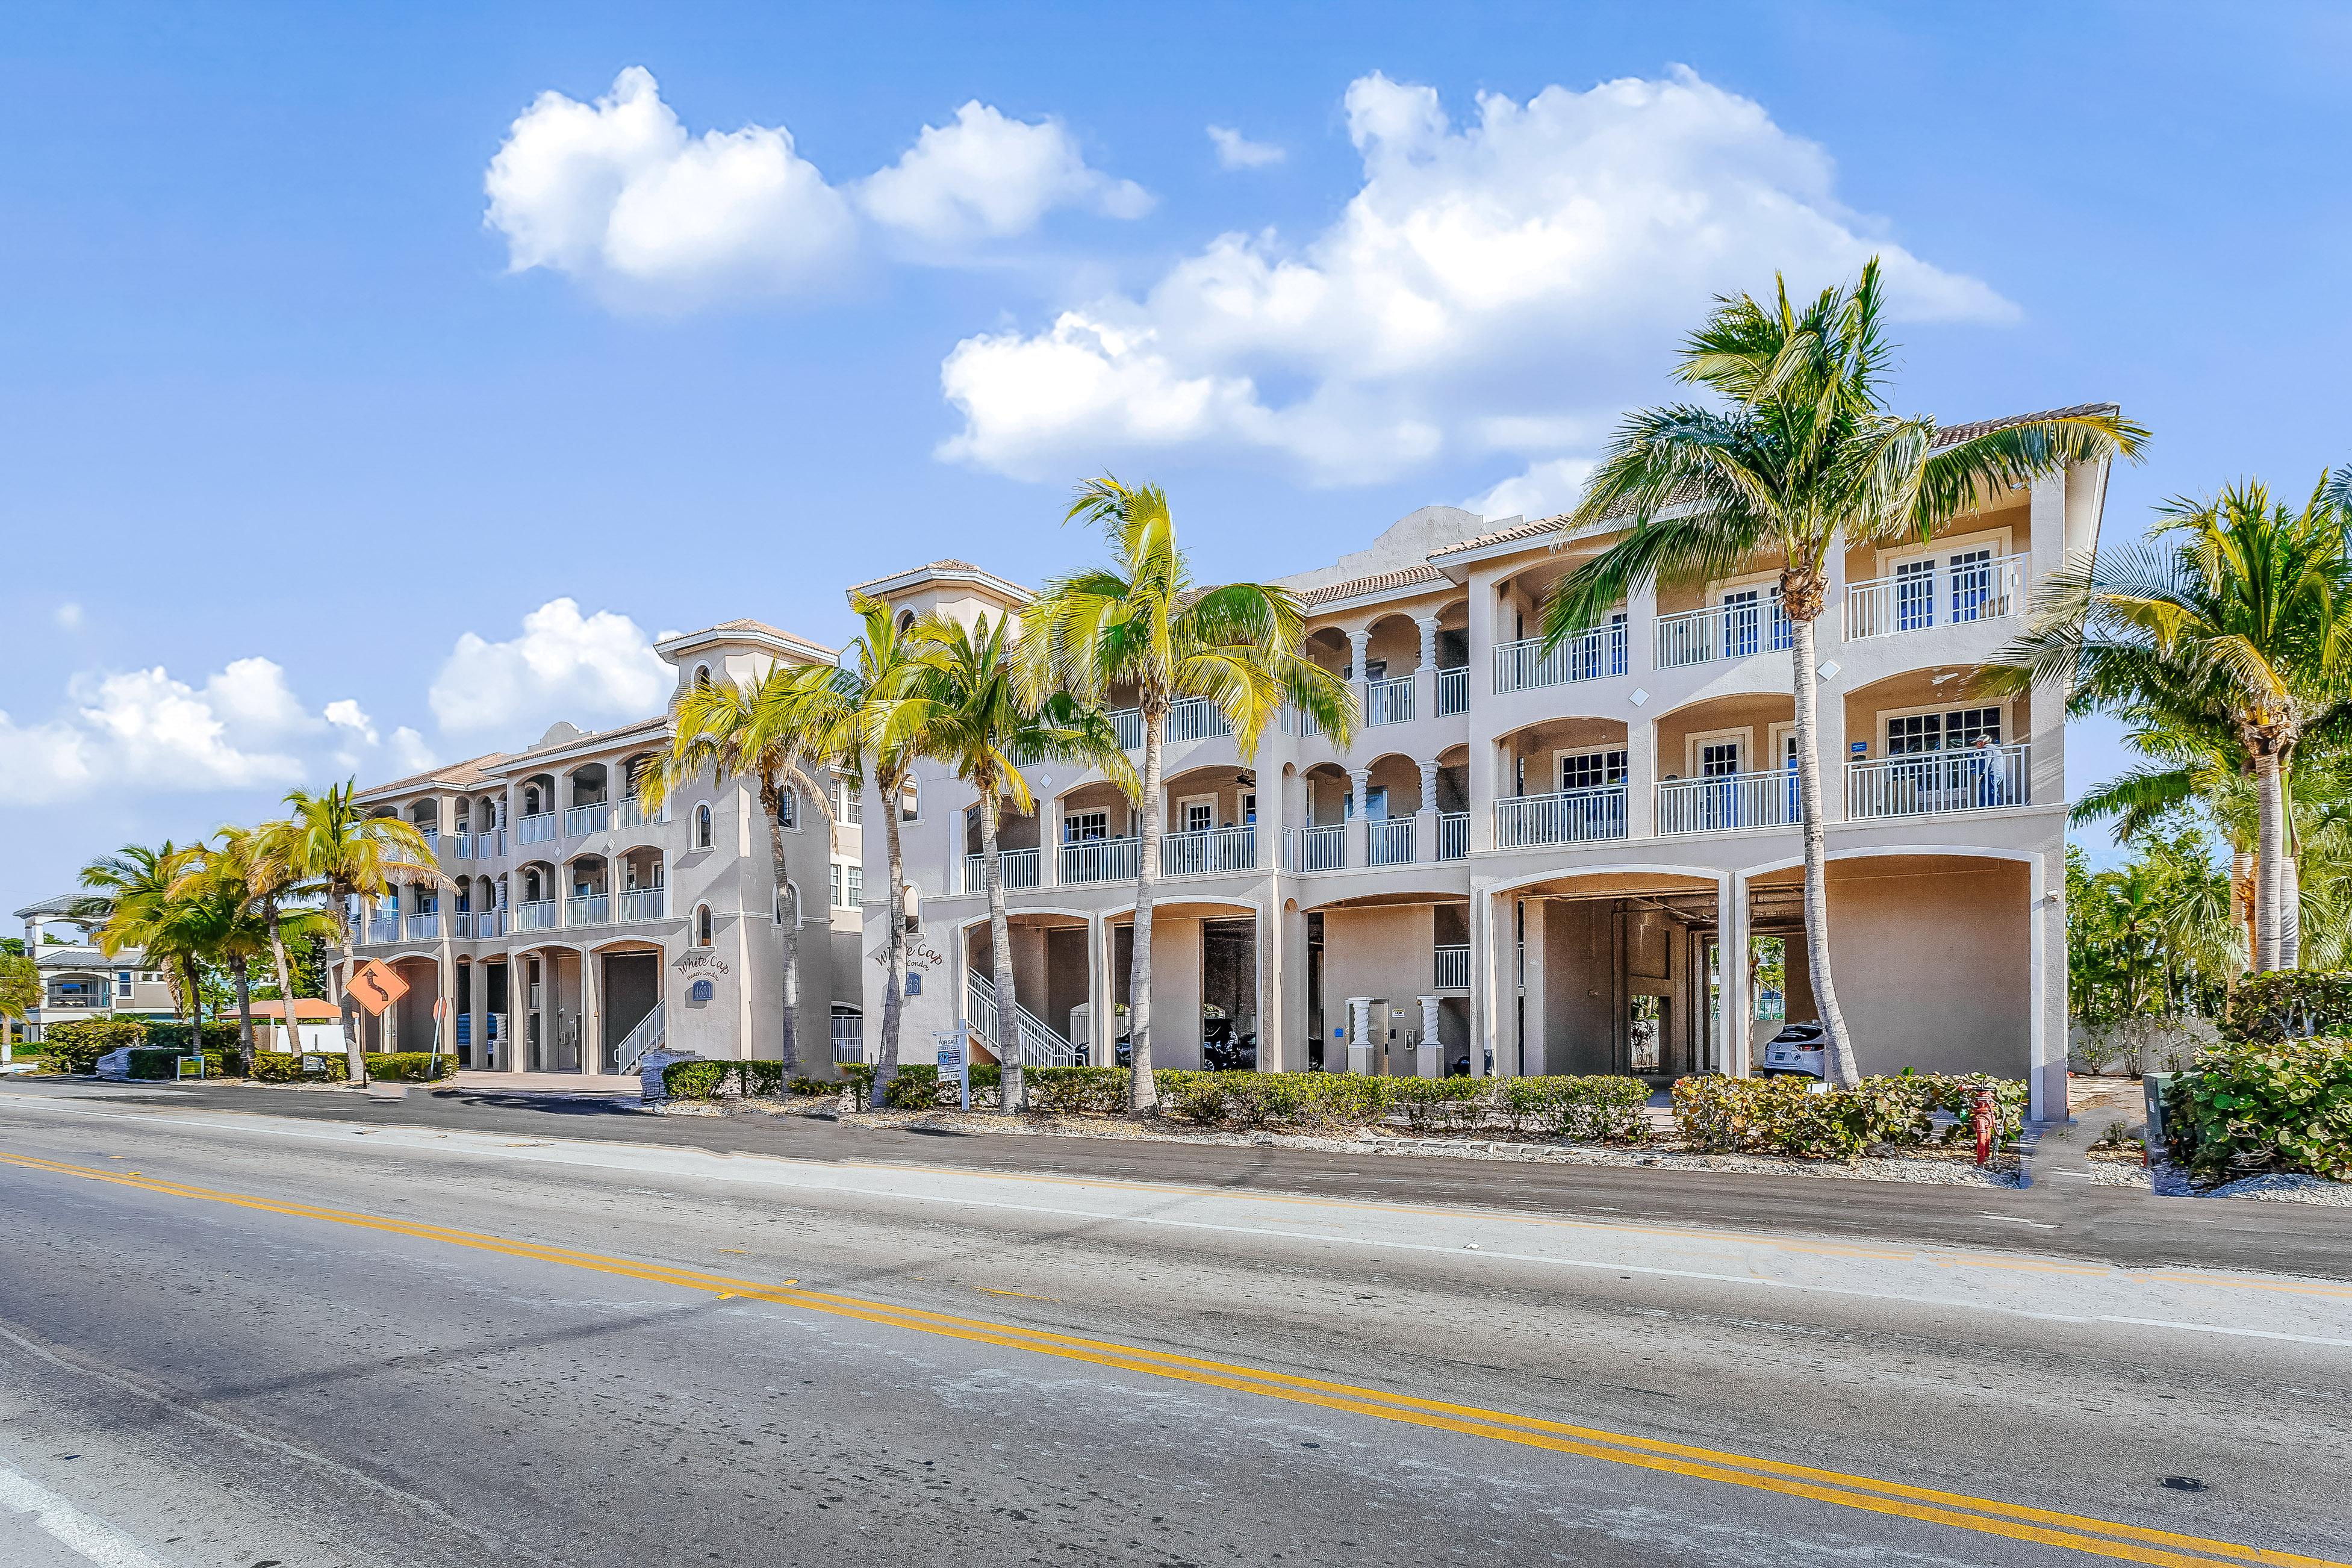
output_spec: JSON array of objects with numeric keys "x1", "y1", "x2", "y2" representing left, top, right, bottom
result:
[
  {"x1": 781, "y1": 596, "x2": 944, "y2": 1097},
  {"x1": 255, "y1": 782, "x2": 446, "y2": 1080},
  {"x1": 1024, "y1": 478, "x2": 1357, "y2": 1110},
  {"x1": 78, "y1": 842, "x2": 204, "y2": 1024},
  {"x1": 1544, "y1": 261, "x2": 2147, "y2": 1086},
  {"x1": 638, "y1": 667, "x2": 837, "y2": 1074},
  {"x1": 910, "y1": 610, "x2": 1136, "y2": 1112},
  {"x1": 178, "y1": 833, "x2": 332, "y2": 1071},
  {"x1": 1993, "y1": 478, "x2": 2352, "y2": 973}
]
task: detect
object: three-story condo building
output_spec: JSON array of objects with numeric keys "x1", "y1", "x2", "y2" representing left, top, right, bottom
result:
[{"x1": 863, "y1": 408, "x2": 2112, "y2": 1122}]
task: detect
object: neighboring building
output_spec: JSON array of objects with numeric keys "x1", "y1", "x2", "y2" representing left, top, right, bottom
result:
[
  {"x1": 10, "y1": 895, "x2": 179, "y2": 1038},
  {"x1": 343, "y1": 620, "x2": 866, "y2": 1077},
  {"x1": 349, "y1": 406, "x2": 2108, "y2": 1122},
  {"x1": 869, "y1": 410, "x2": 2114, "y2": 1122}
]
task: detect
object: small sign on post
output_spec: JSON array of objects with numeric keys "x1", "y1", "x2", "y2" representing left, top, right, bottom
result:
[{"x1": 934, "y1": 1022, "x2": 971, "y2": 1112}]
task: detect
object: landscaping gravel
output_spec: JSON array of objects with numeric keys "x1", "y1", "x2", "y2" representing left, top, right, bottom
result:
[{"x1": 2203, "y1": 1172, "x2": 2352, "y2": 1206}]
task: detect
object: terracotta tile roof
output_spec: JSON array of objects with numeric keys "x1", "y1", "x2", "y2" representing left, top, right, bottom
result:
[
  {"x1": 1296, "y1": 564, "x2": 1448, "y2": 607},
  {"x1": 708, "y1": 617, "x2": 794, "y2": 636},
  {"x1": 847, "y1": 558, "x2": 1011, "y2": 594},
  {"x1": 358, "y1": 751, "x2": 515, "y2": 798}
]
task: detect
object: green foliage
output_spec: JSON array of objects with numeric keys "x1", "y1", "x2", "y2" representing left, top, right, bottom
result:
[
  {"x1": 1387, "y1": 1075, "x2": 1486, "y2": 1133},
  {"x1": 840, "y1": 1062, "x2": 877, "y2": 1104},
  {"x1": 1673, "y1": 1073, "x2": 2026, "y2": 1163},
  {"x1": 144, "y1": 1020, "x2": 241, "y2": 1054},
  {"x1": 2217, "y1": 970, "x2": 2352, "y2": 1045},
  {"x1": 249, "y1": 1051, "x2": 346, "y2": 1083},
  {"x1": 788, "y1": 1076, "x2": 838, "y2": 1098},
  {"x1": 1024, "y1": 1066, "x2": 1131, "y2": 1116},
  {"x1": 663, "y1": 1060, "x2": 730, "y2": 1100},
  {"x1": 662, "y1": 1059, "x2": 851, "y2": 1101},
  {"x1": 125, "y1": 1047, "x2": 236, "y2": 1079},
  {"x1": 361, "y1": 1051, "x2": 455, "y2": 1082},
  {"x1": 2165, "y1": 1039, "x2": 2352, "y2": 1181},
  {"x1": 884, "y1": 1064, "x2": 942, "y2": 1108},
  {"x1": 0, "y1": 952, "x2": 36, "y2": 1025},
  {"x1": 1150, "y1": 1071, "x2": 1655, "y2": 1140},
  {"x1": 41, "y1": 1017, "x2": 147, "y2": 1072},
  {"x1": 2067, "y1": 835, "x2": 2236, "y2": 1028}
]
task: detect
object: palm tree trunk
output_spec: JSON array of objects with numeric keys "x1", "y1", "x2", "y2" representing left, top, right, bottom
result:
[
  {"x1": 1128, "y1": 703, "x2": 1165, "y2": 1112},
  {"x1": 231, "y1": 954, "x2": 255, "y2": 1074},
  {"x1": 762, "y1": 781, "x2": 799, "y2": 1075},
  {"x1": 2279, "y1": 761, "x2": 2301, "y2": 969},
  {"x1": 982, "y1": 790, "x2": 1022, "y2": 1114},
  {"x1": 875, "y1": 772, "x2": 907, "y2": 1102},
  {"x1": 1788, "y1": 615, "x2": 1859, "y2": 1086},
  {"x1": 265, "y1": 898, "x2": 300, "y2": 1056},
  {"x1": 332, "y1": 897, "x2": 365, "y2": 1082},
  {"x1": 2253, "y1": 750, "x2": 2284, "y2": 972}
]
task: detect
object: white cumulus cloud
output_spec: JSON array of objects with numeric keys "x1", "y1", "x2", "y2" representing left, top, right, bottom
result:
[
  {"x1": 0, "y1": 659, "x2": 323, "y2": 807},
  {"x1": 860, "y1": 101, "x2": 1151, "y2": 246},
  {"x1": 1463, "y1": 458, "x2": 1598, "y2": 523},
  {"x1": 428, "y1": 598, "x2": 671, "y2": 738},
  {"x1": 938, "y1": 67, "x2": 2017, "y2": 488},
  {"x1": 1207, "y1": 125, "x2": 1284, "y2": 169},
  {"x1": 485, "y1": 69, "x2": 1150, "y2": 306}
]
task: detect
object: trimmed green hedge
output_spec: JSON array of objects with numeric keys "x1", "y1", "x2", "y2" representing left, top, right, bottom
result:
[
  {"x1": 124, "y1": 1047, "x2": 235, "y2": 1079},
  {"x1": 662, "y1": 1059, "x2": 841, "y2": 1101},
  {"x1": 1025, "y1": 1066, "x2": 1130, "y2": 1116},
  {"x1": 2217, "y1": 971, "x2": 2352, "y2": 1046},
  {"x1": 2165, "y1": 1039, "x2": 2352, "y2": 1182},
  {"x1": 1672, "y1": 1072, "x2": 2025, "y2": 1163},
  {"x1": 879, "y1": 1063, "x2": 1001, "y2": 1109},
  {"x1": 249, "y1": 1051, "x2": 347, "y2": 1083},
  {"x1": 364, "y1": 1052, "x2": 455, "y2": 1083},
  {"x1": 42, "y1": 1018, "x2": 146, "y2": 1072},
  {"x1": 145, "y1": 1020, "x2": 241, "y2": 1054}
]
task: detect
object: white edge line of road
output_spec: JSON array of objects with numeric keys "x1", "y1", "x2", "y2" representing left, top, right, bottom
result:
[
  {"x1": 0, "y1": 1458, "x2": 166, "y2": 1568},
  {"x1": 7, "y1": 1093, "x2": 2352, "y2": 1352}
]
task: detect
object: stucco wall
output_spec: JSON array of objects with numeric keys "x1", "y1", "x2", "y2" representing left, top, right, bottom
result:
[{"x1": 1822, "y1": 858, "x2": 2030, "y2": 1078}]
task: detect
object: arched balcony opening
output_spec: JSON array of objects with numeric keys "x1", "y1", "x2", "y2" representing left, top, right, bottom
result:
[
  {"x1": 514, "y1": 860, "x2": 560, "y2": 932},
  {"x1": 517, "y1": 774, "x2": 559, "y2": 845},
  {"x1": 1054, "y1": 780, "x2": 1137, "y2": 885},
  {"x1": 1840, "y1": 668, "x2": 2028, "y2": 822},
  {"x1": 1160, "y1": 762, "x2": 1257, "y2": 877},
  {"x1": 959, "y1": 798, "x2": 1042, "y2": 894},
  {"x1": 617, "y1": 847, "x2": 667, "y2": 922},
  {"x1": 1654, "y1": 692, "x2": 1797, "y2": 836},
  {"x1": 564, "y1": 763, "x2": 611, "y2": 836},
  {"x1": 1493, "y1": 717, "x2": 1632, "y2": 848},
  {"x1": 564, "y1": 854, "x2": 611, "y2": 929}
]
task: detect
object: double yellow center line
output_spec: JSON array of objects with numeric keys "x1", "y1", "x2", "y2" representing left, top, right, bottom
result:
[{"x1": 0, "y1": 1148, "x2": 2332, "y2": 1568}]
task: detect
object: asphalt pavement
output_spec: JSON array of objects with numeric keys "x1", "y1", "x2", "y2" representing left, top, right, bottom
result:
[{"x1": 0, "y1": 1079, "x2": 2346, "y2": 1566}]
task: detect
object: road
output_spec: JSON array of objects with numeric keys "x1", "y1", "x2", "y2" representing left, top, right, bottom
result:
[{"x1": 0, "y1": 1081, "x2": 2345, "y2": 1567}]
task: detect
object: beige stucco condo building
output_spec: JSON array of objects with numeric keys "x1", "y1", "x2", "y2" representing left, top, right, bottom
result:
[
  {"x1": 864, "y1": 406, "x2": 2114, "y2": 1124},
  {"x1": 347, "y1": 403, "x2": 2109, "y2": 1122}
]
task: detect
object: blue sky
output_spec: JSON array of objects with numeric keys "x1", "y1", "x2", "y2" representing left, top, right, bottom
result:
[{"x1": 5, "y1": 1, "x2": 2348, "y2": 909}]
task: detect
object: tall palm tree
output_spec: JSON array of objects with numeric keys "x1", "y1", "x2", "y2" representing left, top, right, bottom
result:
[
  {"x1": 255, "y1": 782, "x2": 446, "y2": 1080},
  {"x1": 178, "y1": 835, "x2": 333, "y2": 1070},
  {"x1": 1024, "y1": 478, "x2": 1356, "y2": 1110},
  {"x1": 1545, "y1": 261, "x2": 2146, "y2": 1086},
  {"x1": 1993, "y1": 478, "x2": 2352, "y2": 973},
  {"x1": 638, "y1": 667, "x2": 837, "y2": 1074},
  {"x1": 78, "y1": 842, "x2": 203, "y2": 1024},
  {"x1": 782, "y1": 596, "x2": 944, "y2": 1097},
  {"x1": 910, "y1": 610, "x2": 1137, "y2": 1112}
]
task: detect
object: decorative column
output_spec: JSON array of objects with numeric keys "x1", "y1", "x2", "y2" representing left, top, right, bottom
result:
[
  {"x1": 1346, "y1": 767, "x2": 1370, "y2": 868},
  {"x1": 1468, "y1": 880, "x2": 1499, "y2": 1078},
  {"x1": 1415, "y1": 614, "x2": 1440, "y2": 720},
  {"x1": 1416, "y1": 755, "x2": 1440, "y2": 863},
  {"x1": 1416, "y1": 994, "x2": 1442, "y2": 1079},
  {"x1": 1042, "y1": 790, "x2": 1062, "y2": 887},
  {"x1": 1346, "y1": 996, "x2": 1374, "y2": 1075}
]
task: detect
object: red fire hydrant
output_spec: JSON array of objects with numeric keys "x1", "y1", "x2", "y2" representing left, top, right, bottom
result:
[{"x1": 1972, "y1": 1088, "x2": 1997, "y2": 1167}]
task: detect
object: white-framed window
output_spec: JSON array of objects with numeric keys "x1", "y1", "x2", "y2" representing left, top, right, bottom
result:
[
  {"x1": 694, "y1": 664, "x2": 712, "y2": 689},
  {"x1": 1064, "y1": 809, "x2": 1109, "y2": 843},
  {"x1": 846, "y1": 864, "x2": 863, "y2": 906},
  {"x1": 777, "y1": 786, "x2": 797, "y2": 830},
  {"x1": 1177, "y1": 794, "x2": 1216, "y2": 834},
  {"x1": 694, "y1": 904, "x2": 714, "y2": 947},
  {"x1": 899, "y1": 777, "x2": 920, "y2": 823},
  {"x1": 114, "y1": 970, "x2": 133, "y2": 1000},
  {"x1": 1884, "y1": 704, "x2": 2003, "y2": 756},
  {"x1": 833, "y1": 777, "x2": 862, "y2": 826},
  {"x1": 1242, "y1": 791, "x2": 1257, "y2": 826},
  {"x1": 695, "y1": 803, "x2": 713, "y2": 849},
  {"x1": 902, "y1": 884, "x2": 921, "y2": 935},
  {"x1": 1556, "y1": 748, "x2": 1628, "y2": 792},
  {"x1": 1684, "y1": 727, "x2": 1752, "y2": 779}
]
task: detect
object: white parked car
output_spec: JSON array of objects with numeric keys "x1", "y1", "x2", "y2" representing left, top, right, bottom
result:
[{"x1": 1759, "y1": 1022, "x2": 1827, "y2": 1079}]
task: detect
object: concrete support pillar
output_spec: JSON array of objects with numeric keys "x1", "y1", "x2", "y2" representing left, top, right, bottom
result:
[
  {"x1": 1628, "y1": 576, "x2": 1658, "y2": 677},
  {"x1": 1088, "y1": 912, "x2": 1116, "y2": 1068},
  {"x1": 1519, "y1": 897, "x2": 1547, "y2": 1078},
  {"x1": 1718, "y1": 873, "x2": 1749, "y2": 1077},
  {"x1": 1278, "y1": 901, "x2": 1308, "y2": 1074},
  {"x1": 1416, "y1": 994, "x2": 1441, "y2": 1079},
  {"x1": 2028, "y1": 474, "x2": 2068, "y2": 814},
  {"x1": 1626, "y1": 715, "x2": 1660, "y2": 839},
  {"x1": 1414, "y1": 614, "x2": 1440, "y2": 720},
  {"x1": 2031, "y1": 850, "x2": 2063, "y2": 1123},
  {"x1": 1043, "y1": 795, "x2": 1062, "y2": 886},
  {"x1": 1346, "y1": 996, "x2": 1374, "y2": 1075},
  {"x1": 1469, "y1": 882, "x2": 1504, "y2": 1079},
  {"x1": 1253, "y1": 900, "x2": 1280, "y2": 1074},
  {"x1": 580, "y1": 948, "x2": 602, "y2": 1075}
]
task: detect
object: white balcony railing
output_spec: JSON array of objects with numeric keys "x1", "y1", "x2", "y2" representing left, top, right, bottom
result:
[
  {"x1": 449, "y1": 833, "x2": 471, "y2": 860},
  {"x1": 513, "y1": 900, "x2": 559, "y2": 932},
  {"x1": 962, "y1": 848, "x2": 1041, "y2": 894},
  {"x1": 476, "y1": 830, "x2": 501, "y2": 859},
  {"x1": 1655, "y1": 600, "x2": 1792, "y2": 669},
  {"x1": 1492, "y1": 625, "x2": 1627, "y2": 693},
  {"x1": 1364, "y1": 675, "x2": 1415, "y2": 727},
  {"x1": 1436, "y1": 666, "x2": 1469, "y2": 716},
  {"x1": 1434, "y1": 945, "x2": 1470, "y2": 991},
  {"x1": 1847, "y1": 744, "x2": 2029, "y2": 820},
  {"x1": 1163, "y1": 825, "x2": 1255, "y2": 877},
  {"x1": 1846, "y1": 553, "x2": 2026, "y2": 641},
  {"x1": 967, "y1": 972, "x2": 1085, "y2": 1069},
  {"x1": 1494, "y1": 785, "x2": 1630, "y2": 848},
  {"x1": 1300, "y1": 824, "x2": 1345, "y2": 871},
  {"x1": 1436, "y1": 811, "x2": 1469, "y2": 860},
  {"x1": 565, "y1": 894, "x2": 610, "y2": 928},
  {"x1": 1107, "y1": 707, "x2": 1146, "y2": 750},
  {"x1": 1165, "y1": 697, "x2": 1233, "y2": 745},
  {"x1": 614, "y1": 797, "x2": 668, "y2": 830},
  {"x1": 1061, "y1": 838, "x2": 1141, "y2": 885},
  {"x1": 1285, "y1": 703, "x2": 1325, "y2": 738},
  {"x1": 616, "y1": 887, "x2": 667, "y2": 923},
  {"x1": 1367, "y1": 818, "x2": 1415, "y2": 866},
  {"x1": 408, "y1": 911, "x2": 440, "y2": 941},
  {"x1": 367, "y1": 914, "x2": 403, "y2": 944},
  {"x1": 516, "y1": 812, "x2": 558, "y2": 845},
  {"x1": 1658, "y1": 770, "x2": 1799, "y2": 835},
  {"x1": 563, "y1": 801, "x2": 611, "y2": 837}
]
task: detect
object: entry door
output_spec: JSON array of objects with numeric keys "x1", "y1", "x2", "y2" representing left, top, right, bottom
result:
[
  {"x1": 1895, "y1": 558, "x2": 1936, "y2": 631},
  {"x1": 1699, "y1": 740, "x2": 1741, "y2": 830},
  {"x1": 1949, "y1": 547, "x2": 1996, "y2": 623},
  {"x1": 1720, "y1": 589, "x2": 1762, "y2": 658}
]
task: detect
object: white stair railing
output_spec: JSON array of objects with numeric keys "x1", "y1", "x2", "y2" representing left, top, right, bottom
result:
[
  {"x1": 615, "y1": 1000, "x2": 667, "y2": 1074},
  {"x1": 966, "y1": 973, "x2": 1084, "y2": 1068}
]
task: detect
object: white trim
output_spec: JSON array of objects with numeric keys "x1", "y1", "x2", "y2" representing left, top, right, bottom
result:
[
  {"x1": 1872, "y1": 523, "x2": 2014, "y2": 579},
  {"x1": 1551, "y1": 745, "x2": 1628, "y2": 793},
  {"x1": 1683, "y1": 726, "x2": 1753, "y2": 778},
  {"x1": 1874, "y1": 697, "x2": 2011, "y2": 754},
  {"x1": 1175, "y1": 792, "x2": 1219, "y2": 833},
  {"x1": 1706, "y1": 566, "x2": 1784, "y2": 606}
]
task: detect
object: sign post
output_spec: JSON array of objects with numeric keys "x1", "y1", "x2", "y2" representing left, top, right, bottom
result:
[{"x1": 934, "y1": 1022, "x2": 970, "y2": 1112}]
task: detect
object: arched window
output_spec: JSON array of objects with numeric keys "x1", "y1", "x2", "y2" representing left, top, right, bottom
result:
[
  {"x1": 694, "y1": 664, "x2": 712, "y2": 689},
  {"x1": 774, "y1": 880, "x2": 800, "y2": 927},
  {"x1": 902, "y1": 883, "x2": 921, "y2": 936},
  {"x1": 695, "y1": 803, "x2": 713, "y2": 850},
  {"x1": 895, "y1": 609, "x2": 915, "y2": 636},
  {"x1": 695, "y1": 904, "x2": 714, "y2": 947}
]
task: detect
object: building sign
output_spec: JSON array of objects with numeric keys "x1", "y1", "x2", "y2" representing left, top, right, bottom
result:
[
  {"x1": 689, "y1": 978, "x2": 715, "y2": 1003},
  {"x1": 674, "y1": 950, "x2": 730, "y2": 977}
]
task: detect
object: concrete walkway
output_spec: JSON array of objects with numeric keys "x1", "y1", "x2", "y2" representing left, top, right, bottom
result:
[
  {"x1": 444, "y1": 1069, "x2": 640, "y2": 1097},
  {"x1": 2024, "y1": 1075, "x2": 2148, "y2": 1190}
]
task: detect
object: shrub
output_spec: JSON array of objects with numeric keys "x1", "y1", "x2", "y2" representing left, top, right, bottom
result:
[
  {"x1": 362, "y1": 1052, "x2": 456, "y2": 1083},
  {"x1": 664, "y1": 1060, "x2": 729, "y2": 1100},
  {"x1": 1672, "y1": 1072, "x2": 2026, "y2": 1163},
  {"x1": 249, "y1": 1051, "x2": 347, "y2": 1083},
  {"x1": 1027, "y1": 1066, "x2": 1130, "y2": 1115},
  {"x1": 1390, "y1": 1075, "x2": 1483, "y2": 1133},
  {"x1": 42, "y1": 1018, "x2": 146, "y2": 1073},
  {"x1": 840, "y1": 1062, "x2": 877, "y2": 1106},
  {"x1": 2217, "y1": 971, "x2": 2352, "y2": 1047},
  {"x1": 1542, "y1": 1077, "x2": 1655, "y2": 1143},
  {"x1": 788, "y1": 1076, "x2": 836, "y2": 1098},
  {"x1": 885, "y1": 1064, "x2": 942, "y2": 1109},
  {"x1": 2165, "y1": 1039, "x2": 2352, "y2": 1182},
  {"x1": 739, "y1": 1060, "x2": 786, "y2": 1098},
  {"x1": 145, "y1": 1020, "x2": 241, "y2": 1056},
  {"x1": 123, "y1": 1047, "x2": 237, "y2": 1079}
]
